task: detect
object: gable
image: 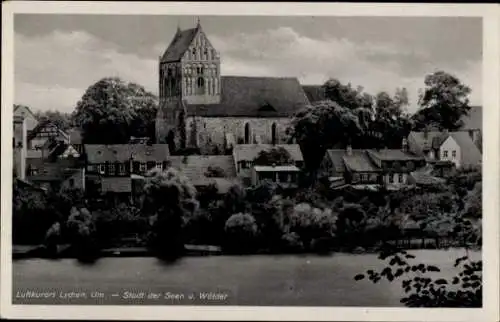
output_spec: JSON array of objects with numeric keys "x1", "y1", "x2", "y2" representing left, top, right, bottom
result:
[
  {"x1": 182, "y1": 30, "x2": 217, "y2": 61},
  {"x1": 439, "y1": 135, "x2": 459, "y2": 151},
  {"x1": 161, "y1": 28, "x2": 198, "y2": 62}
]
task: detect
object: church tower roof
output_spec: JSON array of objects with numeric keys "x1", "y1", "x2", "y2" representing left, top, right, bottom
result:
[{"x1": 160, "y1": 24, "x2": 199, "y2": 63}]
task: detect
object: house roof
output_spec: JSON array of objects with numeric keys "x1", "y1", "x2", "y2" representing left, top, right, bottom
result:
[
  {"x1": 183, "y1": 76, "x2": 310, "y2": 117},
  {"x1": 409, "y1": 131, "x2": 449, "y2": 151},
  {"x1": 27, "y1": 120, "x2": 69, "y2": 142},
  {"x1": 233, "y1": 144, "x2": 304, "y2": 162},
  {"x1": 254, "y1": 165, "x2": 300, "y2": 172},
  {"x1": 449, "y1": 132, "x2": 482, "y2": 166},
  {"x1": 68, "y1": 128, "x2": 83, "y2": 145},
  {"x1": 84, "y1": 144, "x2": 170, "y2": 163},
  {"x1": 161, "y1": 28, "x2": 198, "y2": 62},
  {"x1": 167, "y1": 155, "x2": 237, "y2": 185},
  {"x1": 26, "y1": 158, "x2": 81, "y2": 182},
  {"x1": 325, "y1": 149, "x2": 350, "y2": 173},
  {"x1": 460, "y1": 106, "x2": 482, "y2": 130},
  {"x1": 101, "y1": 177, "x2": 132, "y2": 193},
  {"x1": 342, "y1": 151, "x2": 380, "y2": 173},
  {"x1": 409, "y1": 170, "x2": 446, "y2": 186},
  {"x1": 302, "y1": 85, "x2": 325, "y2": 103},
  {"x1": 14, "y1": 105, "x2": 37, "y2": 119},
  {"x1": 367, "y1": 149, "x2": 424, "y2": 162}
]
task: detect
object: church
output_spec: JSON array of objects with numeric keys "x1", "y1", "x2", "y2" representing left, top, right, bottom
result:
[{"x1": 155, "y1": 20, "x2": 315, "y2": 154}]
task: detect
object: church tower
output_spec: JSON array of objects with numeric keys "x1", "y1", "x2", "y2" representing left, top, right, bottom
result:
[{"x1": 156, "y1": 19, "x2": 221, "y2": 147}]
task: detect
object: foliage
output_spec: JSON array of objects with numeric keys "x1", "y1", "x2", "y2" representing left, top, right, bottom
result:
[
  {"x1": 354, "y1": 250, "x2": 482, "y2": 307},
  {"x1": 142, "y1": 168, "x2": 198, "y2": 258},
  {"x1": 253, "y1": 147, "x2": 293, "y2": 166},
  {"x1": 413, "y1": 71, "x2": 472, "y2": 131},
  {"x1": 73, "y1": 77, "x2": 158, "y2": 144},
  {"x1": 288, "y1": 203, "x2": 336, "y2": 251},
  {"x1": 35, "y1": 109, "x2": 73, "y2": 131},
  {"x1": 322, "y1": 79, "x2": 373, "y2": 110},
  {"x1": 66, "y1": 207, "x2": 99, "y2": 260},
  {"x1": 223, "y1": 213, "x2": 259, "y2": 253}
]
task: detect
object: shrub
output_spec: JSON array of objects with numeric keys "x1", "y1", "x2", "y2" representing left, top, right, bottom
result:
[
  {"x1": 205, "y1": 165, "x2": 226, "y2": 177},
  {"x1": 223, "y1": 213, "x2": 258, "y2": 253},
  {"x1": 281, "y1": 232, "x2": 304, "y2": 253}
]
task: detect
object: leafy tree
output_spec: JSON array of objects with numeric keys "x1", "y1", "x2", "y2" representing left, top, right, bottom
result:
[
  {"x1": 253, "y1": 147, "x2": 293, "y2": 166},
  {"x1": 335, "y1": 203, "x2": 367, "y2": 248},
  {"x1": 73, "y1": 77, "x2": 158, "y2": 144},
  {"x1": 413, "y1": 71, "x2": 472, "y2": 130},
  {"x1": 322, "y1": 79, "x2": 373, "y2": 110},
  {"x1": 223, "y1": 213, "x2": 259, "y2": 253},
  {"x1": 354, "y1": 250, "x2": 482, "y2": 307},
  {"x1": 290, "y1": 100, "x2": 362, "y2": 171},
  {"x1": 142, "y1": 168, "x2": 198, "y2": 258},
  {"x1": 66, "y1": 207, "x2": 99, "y2": 261},
  {"x1": 35, "y1": 110, "x2": 73, "y2": 131}
]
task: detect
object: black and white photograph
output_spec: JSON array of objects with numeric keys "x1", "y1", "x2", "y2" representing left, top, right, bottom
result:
[{"x1": 1, "y1": 2, "x2": 499, "y2": 321}]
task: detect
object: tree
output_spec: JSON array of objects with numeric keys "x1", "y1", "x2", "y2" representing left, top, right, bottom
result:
[
  {"x1": 142, "y1": 167, "x2": 198, "y2": 258},
  {"x1": 253, "y1": 147, "x2": 293, "y2": 166},
  {"x1": 413, "y1": 71, "x2": 472, "y2": 130},
  {"x1": 205, "y1": 165, "x2": 226, "y2": 177},
  {"x1": 66, "y1": 207, "x2": 99, "y2": 261},
  {"x1": 290, "y1": 100, "x2": 363, "y2": 171},
  {"x1": 335, "y1": 203, "x2": 367, "y2": 248},
  {"x1": 322, "y1": 79, "x2": 373, "y2": 110},
  {"x1": 73, "y1": 77, "x2": 158, "y2": 144},
  {"x1": 35, "y1": 110, "x2": 73, "y2": 131},
  {"x1": 223, "y1": 213, "x2": 259, "y2": 253}
]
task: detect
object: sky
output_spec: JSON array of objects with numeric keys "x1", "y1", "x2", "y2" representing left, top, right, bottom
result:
[{"x1": 14, "y1": 14, "x2": 482, "y2": 113}]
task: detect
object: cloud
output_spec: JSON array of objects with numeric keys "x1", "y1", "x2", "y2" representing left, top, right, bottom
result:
[
  {"x1": 15, "y1": 26, "x2": 482, "y2": 113},
  {"x1": 15, "y1": 30, "x2": 157, "y2": 112}
]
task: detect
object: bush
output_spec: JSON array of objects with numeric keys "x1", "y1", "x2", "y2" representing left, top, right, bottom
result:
[
  {"x1": 281, "y1": 232, "x2": 304, "y2": 253},
  {"x1": 223, "y1": 213, "x2": 259, "y2": 254},
  {"x1": 205, "y1": 165, "x2": 226, "y2": 177}
]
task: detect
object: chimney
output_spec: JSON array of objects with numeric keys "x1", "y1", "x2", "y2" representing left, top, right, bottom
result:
[
  {"x1": 346, "y1": 144, "x2": 353, "y2": 156},
  {"x1": 13, "y1": 116, "x2": 27, "y2": 180}
]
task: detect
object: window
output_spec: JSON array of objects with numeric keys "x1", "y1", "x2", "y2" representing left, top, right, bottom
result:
[
  {"x1": 30, "y1": 167, "x2": 38, "y2": 176},
  {"x1": 443, "y1": 150, "x2": 448, "y2": 158},
  {"x1": 241, "y1": 161, "x2": 248, "y2": 169},
  {"x1": 271, "y1": 123, "x2": 277, "y2": 144},
  {"x1": 156, "y1": 162, "x2": 163, "y2": 170},
  {"x1": 140, "y1": 163, "x2": 146, "y2": 172},
  {"x1": 452, "y1": 150, "x2": 457, "y2": 158},
  {"x1": 244, "y1": 123, "x2": 251, "y2": 144},
  {"x1": 119, "y1": 163, "x2": 125, "y2": 175},
  {"x1": 361, "y1": 174, "x2": 368, "y2": 182},
  {"x1": 99, "y1": 164, "x2": 105, "y2": 174},
  {"x1": 197, "y1": 77, "x2": 204, "y2": 88},
  {"x1": 388, "y1": 174, "x2": 394, "y2": 183},
  {"x1": 108, "y1": 164, "x2": 115, "y2": 175},
  {"x1": 398, "y1": 174, "x2": 403, "y2": 183},
  {"x1": 278, "y1": 172, "x2": 288, "y2": 183},
  {"x1": 68, "y1": 178, "x2": 75, "y2": 188},
  {"x1": 352, "y1": 173, "x2": 360, "y2": 182},
  {"x1": 197, "y1": 67, "x2": 204, "y2": 75}
]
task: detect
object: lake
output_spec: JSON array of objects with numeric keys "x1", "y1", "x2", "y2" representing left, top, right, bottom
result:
[{"x1": 12, "y1": 249, "x2": 481, "y2": 306}]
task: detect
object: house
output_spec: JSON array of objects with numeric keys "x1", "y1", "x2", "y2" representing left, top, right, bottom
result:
[
  {"x1": 167, "y1": 155, "x2": 239, "y2": 193},
  {"x1": 27, "y1": 120, "x2": 70, "y2": 151},
  {"x1": 155, "y1": 21, "x2": 311, "y2": 153},
  {"x1": 68, "y1": 128, "x2": 84, "y2": 154},
  {"x1": 458, "y1": 106, "x2": 482, "y2": 149},
  {"x1": 14, "y1": 105, "x2": 39, "y2": 133},
  {"x1": 408, "y1": 130, "x2": 482, "y2": 168},
  {"x1": 232, "y1": 144, "x2": 304, "y2": 185},
  {"x1": 251, "y1": 165, "x2": 300, "y2": 187},
  {"x1": 83, "y1": 144, "x2": 170, "y2": 194},
  {"x1": 319, "y1": 143, "x2": 426, "y2": 190},
  {"x1": 25, "y1": 158, "x2": 85, "y2": 192}
]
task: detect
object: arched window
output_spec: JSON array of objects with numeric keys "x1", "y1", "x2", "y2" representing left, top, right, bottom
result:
[
  {"x1": 244, "y1": 123, "x2": 251, "y2": 144},
  {"x1": 196, "y1": 77, "x2": 205, "y2": 94},
  {"x1": 271, "y1": 123, "x2": 277, "y2": 145}
]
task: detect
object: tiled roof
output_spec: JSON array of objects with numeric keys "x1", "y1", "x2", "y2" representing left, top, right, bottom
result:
[
  {"x1": 325, "y1": 149, "x2": 350, "y2": 173},
  {"x1": 233, "y1": 144, "x2": 304, "y2": 162},
  {"x1": 184, "y1": 76, "x2": 310, "y2": 117},
  {"x1": 409, "y1": 131, "x2": 448, "y2": 151},
  {"x1": 101, "y1": 177, "x2": 132, "y2": 193},
  {"x1": 27, "y1": 120, "x2": 69, "y2": 142},
  {"x1": 26, "y1": 158, "x2": 80, "y2": 182},
  {"x1": 68, "y1": 128, "x2": 83, "y2": 145},
  {"x1": 302, "y1": 85, "x2": 325, "y2": 103},
  {"x1": 254, "y1": 165, "x2": 300, "y2": 172},
  {"x1": 460, "y1": 106, "x2": 482, "y2": 130},
  {"x1": 450, "y1": 132, "x2": 482, "y2": 166},
  {"x1": 409, "y1": 171, "x2": 446, "y2": 186},
  {"x1": 161, "y1": 28, "x2": 198, "y2": 62},
  {"x1": 167, "y1": 155, "x2": 237, "y2": 185},
  {"x1": 84, "y1": 144, "x2": 170, "y2": 164},
  {"x1": 367, "y1": 149, "x2": 425, "y2": 162},
  {"x1": 342, "y1": 151, "x2": 380, "y2": 173}
]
